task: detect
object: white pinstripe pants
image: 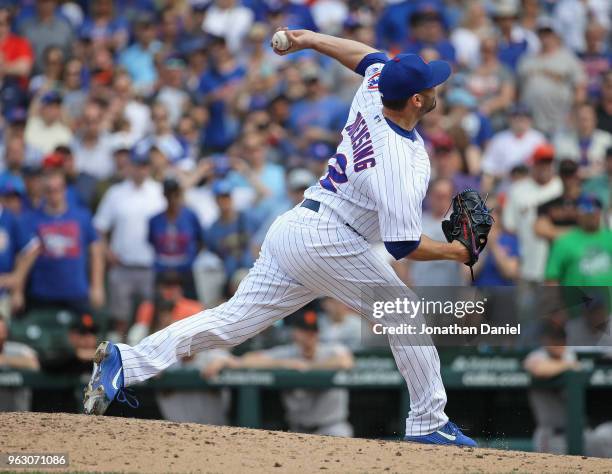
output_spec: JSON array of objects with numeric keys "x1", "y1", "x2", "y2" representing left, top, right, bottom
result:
[{"x1": 117, "y1": 204, "x2": 448, "y2": 436}]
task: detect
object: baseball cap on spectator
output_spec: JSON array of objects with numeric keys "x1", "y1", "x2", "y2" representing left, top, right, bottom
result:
[
  {"x1": 212, "y1": 180, "x2": 233, "y2": 196},
  {"x1": 179, "y1": 37, "x2": 209, "y2": 56},
  {"x1": 410, "y1": 4, "x2": 443, "y2": 27},
  {"x1": 40, "y1": 90, "x2": 63, "y2": 105},
  {"x1": 510, "y1": 164, "x2": 529, "y2": 179},
  {"x1": 287, "y1": 168, "x2": 315, "y2": 191},
  {"x1": 191, "y1": 1, "x2": 209, "y2": 13},
  {"x1": 287, "y1": 307, "x2": 319, "y2": 332},
  {"x1": 576, "y1": 194, "x2": 603, "y2": 213},
  {"x1": 113, "y1": 146, "x2": 131, "y2": 159},
  {"x1": 343, "y1": 15, "x2": 361, "y2": 31},
  {"x1": 301, "y1": 64, "x2": 320, "y2": 84},
  {"x1": 536, "y1": 17, "x2": 560, "y2": 36},
  {"x1": 0, "y1": 175, "x2": 25, "y2": 196},
  {"x1": 130, "y1": 140, "x2": 153, "y2": 165},
  {"x1": 157, "y1": 270, "x2": 183, "y2": 287},
  {"x1": 22, "y1": 163, "x2": 43, "y2": 177},
  {"x1": 492, "y1": 0, "x2": 519, "y2": 18},
  {"x1": 446, "y1": 88, "x2": 477, "y2": 109},
  {"x1": 163, "y1": 176, "x2": 181, "y2": 194},
  {"x1": 533, "y1": 145, "x2": 555, "y2": 162},
  {"x1": 431, "y1": 134, "x2": 455, "y2": 152},
  {"x1": 134, "y1": 12, "x2": 155, "y2": 26},
  {"x1": 378, "y1": 54, "x2": 451, "y2": 101},
  {"x1": 70, "y1": 313, "x2": 99, "y2": 335},
  {"x1": 558, "y1": 159, "x2": 579, "y2": 178},
  {"x1": 531, "y1": 143, "x2": 555, "y2": 163},
  {"x1": 42, "y1": 152, "x2": 65, "y2": 169},
  {"x1": 509, "y1": 103, "x2": 532, "y2": 117},
  {"x1": 164, "y1": 55, "x2": 186, "y2": 70}
]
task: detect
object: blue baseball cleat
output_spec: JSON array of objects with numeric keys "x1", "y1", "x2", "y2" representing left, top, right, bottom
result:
[
  {"x1": 83, "y1": 341, "x2": 138, "y2": 415},
  {"x1": 404, "y1": 421, "x2": 477, "y2": 447}
]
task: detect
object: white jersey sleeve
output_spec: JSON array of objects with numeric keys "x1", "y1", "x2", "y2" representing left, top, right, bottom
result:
[{"x1": 351, "y1": 54, "x2": 386, "y2": 112}]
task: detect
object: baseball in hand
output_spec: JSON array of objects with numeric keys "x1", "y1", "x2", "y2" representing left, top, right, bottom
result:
[{"x1": 272, "y1": 31, "x2": 291, "y2": 51}]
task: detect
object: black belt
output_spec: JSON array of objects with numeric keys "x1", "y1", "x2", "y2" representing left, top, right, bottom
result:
[
  {"x1": 301, "y1": 199, "x2": 320, "y2": 212},
  {"x1": 300, "y1": 199, "x2": 365, "y2": 240}
]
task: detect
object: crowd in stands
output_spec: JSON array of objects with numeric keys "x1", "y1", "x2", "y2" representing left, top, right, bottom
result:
[{"x1": 0, "y1": 0, "x2": 610, "y2": 446}]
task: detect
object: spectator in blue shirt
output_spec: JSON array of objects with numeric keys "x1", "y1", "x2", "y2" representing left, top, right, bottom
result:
[
  {"x1": 118, "y1": 14, "x2": 162, "y2": 94},
  {"x1": 288, "y1": 65, "x2": 349, "y2": 139},
  {"x1": 473, "y1": 204, "x2": 520, "y2": 287},
  {"x1": 226, "y1": 131, "x2": 287, "y2": 229},
  {"x1": 579, "y1": 23, "x2": 612, "y2": 100},
  {"x1": 113, "y1": 0, "x2": 157, "y2": 24},
  {"x1": 0, "y1": 180, "x2": 36, "y2": 318},
  {"x1": 251, "y1": 167, "x2": 316, "y2": 256},
  {"x1": 0, "y1": 135, "x2": 26, "y2": 190},
  {"x1": 148, "y1": 176, "x2": 204, "y2": 299},
  {"x1": 204, "y1": 180, "x2": 256, "y2": 283},
  {"x1": 17, "y1": 171, "x2": 105, "y2": 315},
  {"x1": 46, "y1": 145, "x2": 98, "y2": 210},
  {"x1": 0, "y1": 173, "x2": 26, "y2": 216},
  {"x1": 79, "y1": 0, "x2": 129, "y2": 52},
  {"x1": 375, "y1": 0, "x2": 446, "y2": 51},
  {"x1": 198, "y1": 36, "x2": 246, "y2": 151},
  {"x1": 492, "y1": 3, "x2": 537, "y2": 72},
  {"x1": 265, "y1": 1, "x2": 318, "y2": 32},
  {"x1": 376, "y1": 1, "x2": 419, "y2": 51},
  {"x1": 21, "y1": 164, "x2": 44, "y2": 214},
  {"x1": 445, "y1": 88, "x2": 493, "y2": 150},
  {"x1": 1, "y1": 108, "x2": 43, "y2": 167}
]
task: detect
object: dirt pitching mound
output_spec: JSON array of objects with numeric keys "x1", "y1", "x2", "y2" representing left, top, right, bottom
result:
[{"x1": 1, "y1": 413, "x2": 612, "y2": 473}]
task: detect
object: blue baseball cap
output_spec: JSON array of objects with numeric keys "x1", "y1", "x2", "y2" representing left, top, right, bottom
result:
[
  {"x1": 212, "y1": 180, "x2": 233, "y2": 196},
  {"x1": 509, "y1": 103, "x2": 532, "y2": 117},
  {"x1": 40, "y1": 90, "x2": 63, "y2": 105},
  {"x1": 130, "y1": 139, "x2": 153, "y2": 165},
  {"x1": 577, "y1": 194, "x2": 603, "y2": 214},
  {"x1": 446, "y1": 88, "x2": 477, "y2": 109},
  {"x1": 0, "y1": 174, "x2": 25, "y2": 196},
  {"x1": 379, "y1": 54, "x2": 451, "y2": 101}
]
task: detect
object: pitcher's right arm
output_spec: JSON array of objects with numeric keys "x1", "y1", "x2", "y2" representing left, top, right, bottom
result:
[{"x1": 273, "y1": 29, "x2": 381, "y2": 73}]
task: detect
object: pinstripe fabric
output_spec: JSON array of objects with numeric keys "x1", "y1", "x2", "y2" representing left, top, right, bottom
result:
[
  {"x1": 115, "y1": 61, "x2": 449, "y2": 436},
  {"x1": 117, "y1": 204, "x2": 448, "y2": 436}
]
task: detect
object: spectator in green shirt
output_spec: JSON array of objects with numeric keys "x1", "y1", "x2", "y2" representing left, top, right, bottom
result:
[{"x1": 545, "y1": 195, "x2": 612, "y2": 286}]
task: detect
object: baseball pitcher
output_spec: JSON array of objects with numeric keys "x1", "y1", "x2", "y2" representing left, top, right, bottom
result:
[{"x1": 84, "y1": 29, "x2": 493, "y2": 447}]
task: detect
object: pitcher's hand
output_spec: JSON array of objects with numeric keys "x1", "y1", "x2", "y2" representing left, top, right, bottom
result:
[{"x1": 272, "y1": 28, "x2": 317, "y2": 56}]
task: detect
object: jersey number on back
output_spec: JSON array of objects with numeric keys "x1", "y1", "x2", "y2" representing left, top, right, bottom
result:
[{"x1": 320, "y1": 153, "x2": 348, "y2": 193}]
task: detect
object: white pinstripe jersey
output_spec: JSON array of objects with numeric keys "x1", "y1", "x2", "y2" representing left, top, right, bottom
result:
[{"x1": 304, "y1": 61, "x2": 430, "y2": 244}]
